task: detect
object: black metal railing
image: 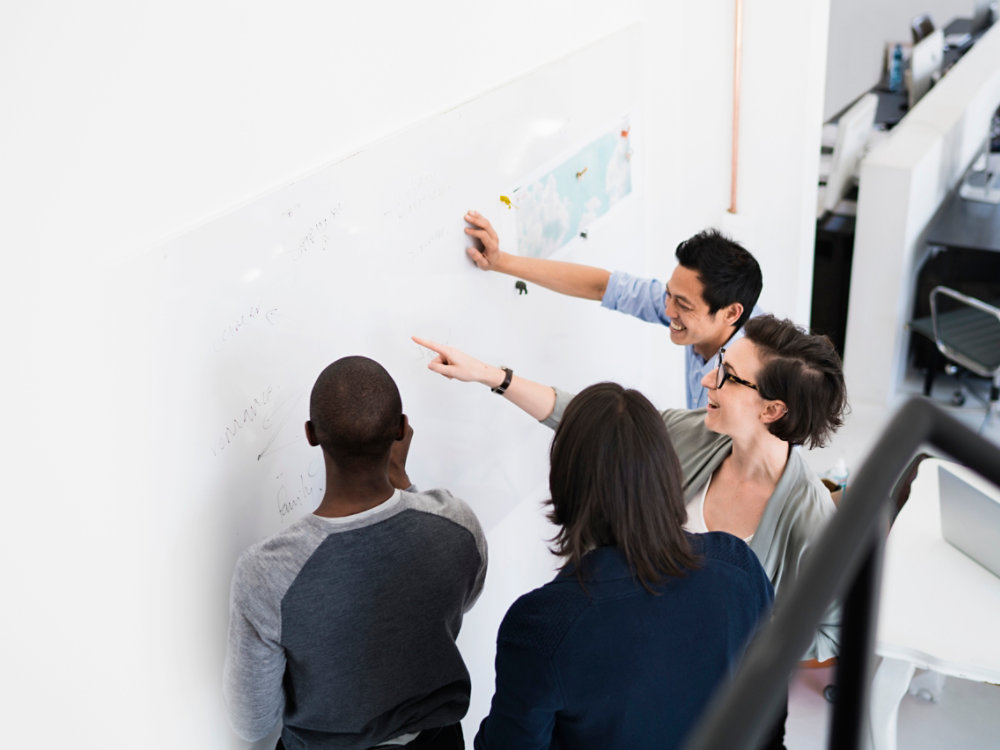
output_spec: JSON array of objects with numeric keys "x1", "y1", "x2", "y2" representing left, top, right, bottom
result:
[{"x1": 682, "y1": 397, "x2": 1000, "y2": 750}]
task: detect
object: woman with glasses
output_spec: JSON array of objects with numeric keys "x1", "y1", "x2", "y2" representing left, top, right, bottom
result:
[
  {"x1": 413, "y1": 314, "x2": 846, "y2": 662},
  {"x1": 658, "y1": 315, "x2": 846, "y2": 662}
]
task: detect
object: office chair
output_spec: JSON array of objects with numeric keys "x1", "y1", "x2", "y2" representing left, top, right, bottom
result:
[
  {"x1": 910, "y1": 286, "x2": 1000, "y2": 417},
  {"x1": 910, "y1": 13, "x2": 935, "y2": 43}
]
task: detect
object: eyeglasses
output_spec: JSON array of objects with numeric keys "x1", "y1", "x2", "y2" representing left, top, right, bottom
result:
[{"x1": 714, "y1": 348, "x2": 760, "y2": 392}]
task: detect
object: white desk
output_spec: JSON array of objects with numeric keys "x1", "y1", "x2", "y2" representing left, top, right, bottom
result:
[{"x1": 868, "y1": 458, "x2": 1000, "y2": 750}]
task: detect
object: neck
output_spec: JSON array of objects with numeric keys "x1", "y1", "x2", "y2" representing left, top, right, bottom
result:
[
  {"x1": 725, "y1": 429, "x2": 790, "y2": 482},
  {"x1": 693, "y1": 326, "x2": 737, "y2": 361},
  {"x1": 313, "y1": 455, "x2": 396, "y2": 518}
]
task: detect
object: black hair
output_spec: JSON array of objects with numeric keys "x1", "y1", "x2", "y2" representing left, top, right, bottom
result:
[
  {"x1": 675, "y1": 229, "x2": 762, "y2": 329},
  {"x1": 309, "y1": 356, "x2": 402, "y2": 465},
  {"x1": 743, "y1": 315, "x2": 849, "y2": 448}
]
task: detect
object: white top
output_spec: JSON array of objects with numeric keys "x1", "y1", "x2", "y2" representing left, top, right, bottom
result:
[{"x1": 684, "y1": 473, "x2": 753, "y2": 543}]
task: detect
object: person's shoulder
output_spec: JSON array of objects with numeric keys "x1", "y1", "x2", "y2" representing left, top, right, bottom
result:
[
  {"x1": 660, "y1": 407, "x2": 720, "y2": 448},
  {"x1": 692, "y1": 532, "x2": 772, "y2": 590},
  {"x1": 601, "y1": 272, "x2": 668, "y2": 320},
  {"x1": 399, "y1": 488, "x2": 486, "y2": 544},
  {"x1": 692, "y1": 532, "x2": 774, "y2": 610},
  {"x1": 232, "y1": 517, "x2": 319, "y2": 592},
  {"x1": 237, "y1": 517, "x2": 304, "y2": 562},
  {"x1": 661, "y1": 406, "x2": 708, "y2": 428},
  {"x1": 785, "y1": 450, "x2": 838, "y2": 522},
  {"x1": 693, "y1": 531, "x2": 754, "y2": 566},
  {"x1": 497, "y1": 577, "x2": 590, "y2": 656}
]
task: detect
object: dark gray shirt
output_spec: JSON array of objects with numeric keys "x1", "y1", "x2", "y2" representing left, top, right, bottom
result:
[{"x1": 224, "y1": 488, "x2": 487, "y2": 748}]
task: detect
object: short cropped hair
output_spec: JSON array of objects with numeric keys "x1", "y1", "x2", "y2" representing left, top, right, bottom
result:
[
  {"x1": 547, "y1": 382, "x2": 699, "y2": 591},
  {"x1": 743, "y1": 315, "x2": 848, "y2": 449},
  {"x1": 309, "y1": 356, "x2": 402, "y2": 464},
  {"x1": 675, "y1": 229, "x2": 762, "y2": 330}
]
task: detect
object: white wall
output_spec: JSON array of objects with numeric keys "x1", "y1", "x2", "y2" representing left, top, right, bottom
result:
[
  {"x1": 646, "y1": 2, "x2": 830, "y2": 325},
  {"x1": 1, "y1": 1, "x2": 829, "y2": 746},
  {"x1": 844, "y1": 22, "x2": 1000, "y2": 406},
  {"x1": 824, "y1": 0, "x2": 974, "y2": 119}
]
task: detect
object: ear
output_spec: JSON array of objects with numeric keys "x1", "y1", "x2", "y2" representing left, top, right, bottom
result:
[
  {"x1": 722, "y1": 302, "x2": 744, "y2": 327},
  {"x1": 304, "y1": 420, "x2": 320, "y2": 447},
  {"x1": 395, "y1": 413, "x2": 409, "y2": 441},
  {"x1": 760, "y1": 400, "x2": 788, "y2": 425}
]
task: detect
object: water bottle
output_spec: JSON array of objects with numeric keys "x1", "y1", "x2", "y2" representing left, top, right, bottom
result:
[
  {"x1": 889, "y1": 44, "x2": 903, "y2": 92},
  {"x1": 828, "y1": 458, "x2": 849, "y2": 500}
]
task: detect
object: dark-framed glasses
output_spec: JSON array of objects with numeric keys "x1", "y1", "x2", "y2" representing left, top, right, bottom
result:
[{"x1": 715, "y1": 348, "x2": 760, "y2": 392}]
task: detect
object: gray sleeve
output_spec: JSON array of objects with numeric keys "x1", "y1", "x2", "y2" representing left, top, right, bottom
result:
[
  {"x1": 403, "y1": 489, "x2": 489, "y2": 612},
  {"x1": 464, "y1": 508, "x2": 488, "y2": 611},
  {"x1": 223, "y1": 552, "x2": 286, "y2": 741},
  {"x1": 540, "y1": 387, "x2": 576, "y2": 430}
]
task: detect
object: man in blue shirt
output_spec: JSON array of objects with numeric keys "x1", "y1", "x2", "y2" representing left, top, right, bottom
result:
[{"x1": 463, "y1": 210, "x2": 763, "y2": 409}]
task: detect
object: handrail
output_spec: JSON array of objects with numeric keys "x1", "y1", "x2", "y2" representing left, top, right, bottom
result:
[{"x1": 682, "y1": 397, "x2": 1000, "y2": 750}]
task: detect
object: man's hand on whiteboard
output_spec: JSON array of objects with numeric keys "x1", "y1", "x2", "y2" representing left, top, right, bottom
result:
[
  {"x1": 463, "y1": 209, "x2": 610, "y2": 301},
  {"x1": 411, "y1": 336, "x2": 556, "y2": 422},
  {"x1": 464, "y1": 211, "x2": 504, "y2": 271},
  {"x1": 388, "y1": 414, "x2": 414, "y2": 491}
]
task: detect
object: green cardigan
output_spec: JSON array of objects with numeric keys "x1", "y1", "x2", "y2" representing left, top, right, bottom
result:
[{"x1": 543, "y1": 387, "x2": 839, "y2": 662}]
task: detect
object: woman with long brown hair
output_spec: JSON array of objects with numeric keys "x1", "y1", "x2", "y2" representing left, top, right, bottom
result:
[{"x1": 470, "y1": 382, "x2": 772, "y2": 749}]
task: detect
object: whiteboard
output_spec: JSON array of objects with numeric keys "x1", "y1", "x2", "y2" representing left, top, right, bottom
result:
[{"x1": 103, "y1": 25, "x2": 655, "y2": 746}]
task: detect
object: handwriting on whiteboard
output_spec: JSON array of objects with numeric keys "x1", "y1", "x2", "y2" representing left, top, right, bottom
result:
[
  {"x1": 382, "y1": 173, "x2": 446, "y2": 225},
  {"x1": 211, "y1": 386, "x2": 274, "y2": 457},
  {"x1": 289, "y1": 205, "x2": 343, "y2": 262},
  {"x1": 275, "y1": 458, "x2": 323, "y2": 519},
  {"x1": 407, "y1": 226, "x2": 447, "y2": 258},
  {"x1": 213, "y1": 304, "x2": 280, "y2": 352}
]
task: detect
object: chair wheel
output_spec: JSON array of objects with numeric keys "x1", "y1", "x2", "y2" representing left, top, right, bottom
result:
[
  {"x1": 952, "y1": 390, "x2": 966, "y2": 406},
  {"x1": 823, "y1": 685, "x2": 837, "y2": 703}
]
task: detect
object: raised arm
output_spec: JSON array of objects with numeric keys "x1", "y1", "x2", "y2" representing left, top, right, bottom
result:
[
  {"x1": 411, "y1": 336, "x2": 556, "y2": 422},
  {"x1": 464, "y1": 211, "x2": 611, "y2": 300}
]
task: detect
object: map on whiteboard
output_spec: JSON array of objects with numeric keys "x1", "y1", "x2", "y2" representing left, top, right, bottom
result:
[{"x1": 514, "y1": 123, "x2": 632, "y2": 258}]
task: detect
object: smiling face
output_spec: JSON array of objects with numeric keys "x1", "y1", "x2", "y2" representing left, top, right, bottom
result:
[
  {"x1": 664, "y1": 265, "x2": 741, "y2": 360},
  {"x1": 700, "y1": 337, "x2": 771, "y2": 439}
]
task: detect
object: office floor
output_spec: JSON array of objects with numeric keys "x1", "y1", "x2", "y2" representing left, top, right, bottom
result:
[
  {"x1": 788, "y1": 365, "x2": 1000, "y2": 749},
  {"x1": 786, "y1": 663, "x2": 1000, "y2": 749}
]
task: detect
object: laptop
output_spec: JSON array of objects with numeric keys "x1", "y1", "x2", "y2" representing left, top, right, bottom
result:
[{"x1": 939, "y1": 463, "x2": 1000, "y2": 578}]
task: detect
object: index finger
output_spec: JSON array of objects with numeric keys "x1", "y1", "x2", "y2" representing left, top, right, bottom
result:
[{"x1": 411, "y1": 335, "x2": 443, "y2": 354}]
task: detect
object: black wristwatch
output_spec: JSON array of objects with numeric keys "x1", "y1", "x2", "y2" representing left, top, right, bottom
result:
[{"x1": 491, "y1": 366, "x2": 513, "y2": 395}]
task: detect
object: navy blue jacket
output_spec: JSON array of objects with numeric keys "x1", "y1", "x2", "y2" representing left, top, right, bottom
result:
[{"x1": 474, "y1": 532, "x2": 773, "y2": 750}]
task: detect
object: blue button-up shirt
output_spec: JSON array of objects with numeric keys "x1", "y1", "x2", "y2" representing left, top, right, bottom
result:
[{"x1": 601, "y1": 270, "x2": 761, "y2": 409}]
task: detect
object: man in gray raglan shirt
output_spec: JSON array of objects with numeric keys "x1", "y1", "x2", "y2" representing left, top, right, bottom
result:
[{"x1": 224, "y1": 356, "x2": 487, "y2": 750}]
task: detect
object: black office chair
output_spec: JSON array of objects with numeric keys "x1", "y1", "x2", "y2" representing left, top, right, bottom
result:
[
  {"x1": 909, "y1": 285, "x2": 1000, "y2": 416},
  {"x1": 911, "y1": 13, "x2": 936, "y2": 43}
]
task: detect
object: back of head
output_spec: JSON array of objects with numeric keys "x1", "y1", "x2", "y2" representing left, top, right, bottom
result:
[
  {"x1": 675, "y1": 229, "x2": 762, "y2": 329},
  {"x1": 743, "y1": 315, "x2": 848, "y2": 448},
  {"x1": 309, "y1": 356, "x2": 402, "y2": 464},
  {"x1": 547, "y1": 382, "x2": 698, "y2": 589}
]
